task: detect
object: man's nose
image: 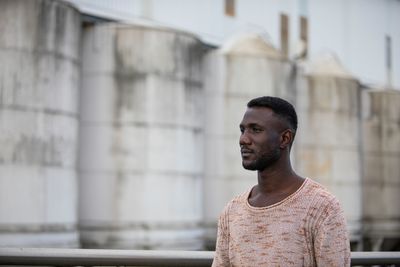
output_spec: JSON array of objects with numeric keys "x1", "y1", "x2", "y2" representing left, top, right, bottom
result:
[{"x1": 239, "y1": 131, "x2": 251, "y2": 145}]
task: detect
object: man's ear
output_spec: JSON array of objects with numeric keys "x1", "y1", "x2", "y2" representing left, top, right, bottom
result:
[{"x1": 280, "y1": 129, "x2": 294, "y2": 149}]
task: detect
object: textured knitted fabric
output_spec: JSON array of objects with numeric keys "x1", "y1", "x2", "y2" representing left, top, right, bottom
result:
[{"x1": 212, "y1": 178, "x2": 350, "y2": 267}]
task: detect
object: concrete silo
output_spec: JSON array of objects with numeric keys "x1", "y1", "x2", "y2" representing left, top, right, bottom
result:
[
  {"x1": 0, "y1": 0, "x2": 81, "y2": 247},
  {"x1": 79, "y1": 23, "x2": 205, "y2": 249},
  {"x1": 362, "y1": 88, "x2": 400, "y2": 250},
  {"x1": 294, "y1": 54, "x2": 362, "y2": 245},
  {"x1": 203, "y1": 33, "x2": 295, "y2": 248}
]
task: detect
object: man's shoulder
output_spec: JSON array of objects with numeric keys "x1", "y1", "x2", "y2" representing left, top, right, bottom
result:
[{"x1": 304, "y1": 178, "x2": 343, "y2": 211}]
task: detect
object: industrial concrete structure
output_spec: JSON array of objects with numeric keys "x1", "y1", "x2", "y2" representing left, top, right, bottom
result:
[
  {"x1": 64, "y1": 0, "x2": 400, "y2": 91},
  {"x1": 294, "y1": 54, "x2": 363, "y2": 243},
  {"x1": 362, "y1": 89, "x2": 400, "y2": 250},
  {"x1": 0, "y1": 0, "x2": 81, "y2": 247},
  {"x1": 78, "y1": 23, "x2": 206, "y2": 249},
  {"x1": 0, "y1": 0, "x2": 399, "y2": 251}
]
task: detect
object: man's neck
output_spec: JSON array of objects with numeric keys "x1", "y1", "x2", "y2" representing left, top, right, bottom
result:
[
  {"x1": 248, "y1": 161, "x2": 305, "y2": 207},
  {"x1": 257, "y1": 156, "x2": 298, "y2": 187}
]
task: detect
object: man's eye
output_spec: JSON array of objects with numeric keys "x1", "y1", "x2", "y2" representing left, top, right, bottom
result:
[{"x1": 252, "y1": 127, "x2": 262, "y2": 133}]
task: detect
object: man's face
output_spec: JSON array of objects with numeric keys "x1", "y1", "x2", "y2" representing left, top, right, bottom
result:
[{"x1": 239, "y1": 107, "x2": 283, "y2": 171}]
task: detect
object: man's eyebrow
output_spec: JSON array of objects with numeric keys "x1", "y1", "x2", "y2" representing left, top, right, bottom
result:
[{"x1": 240, "y1": 123, "x2": 263, "y2": 128}]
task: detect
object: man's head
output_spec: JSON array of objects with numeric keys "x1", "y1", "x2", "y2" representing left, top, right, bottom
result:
[
  {"x1": 239, "y1": 96, "x2": 297, "y2": 171},
  {"x1": 247, "y1": 96, "x2": 298, "y2": 133}
]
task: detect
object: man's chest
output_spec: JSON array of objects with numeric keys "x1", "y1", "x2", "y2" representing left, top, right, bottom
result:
[{"x1": 228, "y1": 211, "x2": 315, "y2": 266}]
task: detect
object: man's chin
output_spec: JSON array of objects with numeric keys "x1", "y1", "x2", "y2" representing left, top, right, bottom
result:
[{"x1": 242, "y1": 162, "x2": 257, "y2": 171}]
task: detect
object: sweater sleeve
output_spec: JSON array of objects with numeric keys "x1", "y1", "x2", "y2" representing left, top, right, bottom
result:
[
  {"x1": 212, "y1": 205, "x2": 230, "y2": 267},
  {"x1": 314, "y1": 199, "x2": 351, "y2": 267}
]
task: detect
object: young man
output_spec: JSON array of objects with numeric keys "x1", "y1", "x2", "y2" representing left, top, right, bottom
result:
[{"x1": 212, "y1": 96, "x2": 350, "y2": 266}]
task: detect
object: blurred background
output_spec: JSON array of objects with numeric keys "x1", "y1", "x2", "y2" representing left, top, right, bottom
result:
[{"x1": 0, "y1": 0, "x2": 399, "y2": 252}]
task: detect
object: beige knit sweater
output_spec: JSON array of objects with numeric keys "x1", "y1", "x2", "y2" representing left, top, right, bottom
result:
[{"x1": 212, "y1": 178, "x2": 350, "y2": 267}]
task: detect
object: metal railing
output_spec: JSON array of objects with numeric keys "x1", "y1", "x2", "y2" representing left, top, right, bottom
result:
[{"x1": 0, "y1": 248, "x2": 400, "y2": 266}]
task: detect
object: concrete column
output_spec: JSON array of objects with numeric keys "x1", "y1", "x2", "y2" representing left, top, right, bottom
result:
[
  {"x1": 294, "y1": 54, "x2": 362, "y2": 242},
  {"x1": 203, "y1": 33, "x2": 294, "y2": 248},
  {"x1": 362, "y1": 89, "x2": 400, "y2": 247},
  {"x1": 79, "y1": 24, "x2": 205, "y2": 249},
  {"x1": 0, "y1": 0, "x2": 81, "y2": 247}
]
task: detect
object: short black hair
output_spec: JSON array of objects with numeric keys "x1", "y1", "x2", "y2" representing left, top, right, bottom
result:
[{"x1": 247, "y1": 96, "x2": 298, "y2": 132}]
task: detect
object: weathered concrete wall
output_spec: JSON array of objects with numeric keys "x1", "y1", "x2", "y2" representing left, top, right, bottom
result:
[
  {"x1": 79, "y1": 24, "x2": 205, "y2": 249},
  {"x1": 0, "y1": 0, "x2": 81, "y2": 247},
  {"x1": 362, "y1": 89, "x2": 400, "y2": 249},
  {"x1": 294, "y1": 55, "x2": 362, "y2": 242},
  {"x1": 203, "y1": 33, "x2": 295, "y2": 247},
  {"x1": 2, "y1": 1, "x2": 398, "y2": 250}
]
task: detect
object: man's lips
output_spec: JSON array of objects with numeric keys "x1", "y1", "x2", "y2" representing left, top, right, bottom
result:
[{"x1": 240, "y1": 148, "x2": 253, "y2": 157}]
